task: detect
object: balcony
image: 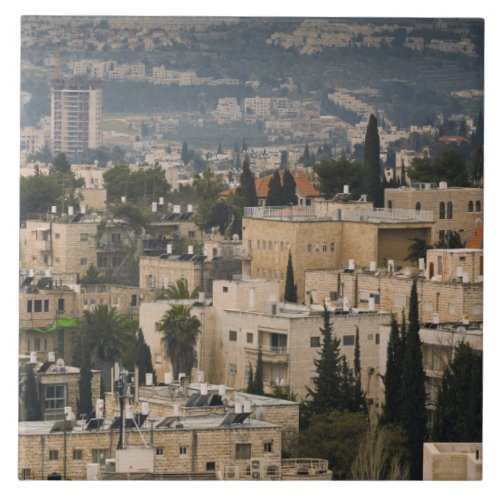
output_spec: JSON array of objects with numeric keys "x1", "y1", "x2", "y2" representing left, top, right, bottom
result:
[
  {"x1": 280, "y1": 459, "x2": 332, "y2": 480},
  {"x1": 244, "y1": 344, "x2": 288, "y2": 364}
]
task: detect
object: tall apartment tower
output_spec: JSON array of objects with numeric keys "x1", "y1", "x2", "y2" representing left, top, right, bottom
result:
[{"x1": 50, "y1": 78, "x2": 103, "y2": 160}]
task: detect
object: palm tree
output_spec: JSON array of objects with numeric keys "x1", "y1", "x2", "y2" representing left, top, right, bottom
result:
[
  {"x1": 156, "y1": 278, "x2": 199, "y2": 301},
  {"x1": 80, "y1": 304, "x2": 134, "y2": 390},
  {"x1": 159, "y1": 304, "x2": 201, "y2": 380},
  {"x1": 405, "y1": 238, "x2": 432, "y2": 264}
]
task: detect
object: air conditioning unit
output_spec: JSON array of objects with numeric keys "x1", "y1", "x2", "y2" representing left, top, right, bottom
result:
[
  {"x1": 251, "y1": 470, "x2": 260, "y2": 480},
  {"x1": 225, "y1": 465, "x2": 239, "y2": 480}
]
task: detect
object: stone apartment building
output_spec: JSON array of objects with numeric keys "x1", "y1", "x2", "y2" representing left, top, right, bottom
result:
[
  {"x1": 242, "y1": 204, "x2": 433, "y2": 303},
  {"x1": 423, "y1": 443, "x2": 482, "y2": 480},
  {"x1": 304, "y1": 248, "x2": 483, "y2": 324},
  {"x1": 384, "y1": 184, "x2": 483, "y2": 245}
]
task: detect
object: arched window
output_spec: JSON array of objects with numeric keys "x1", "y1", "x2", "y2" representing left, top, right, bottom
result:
[
  {"x1": 387, "y1": 200, "x2": 392, "y2": 209},
  {"x1": 468, "y1": 201, "x2": 474, "y2": 212},
  {"x1": 439, "y1": 202, "x2": 445, "y2": 219},
  {"x1": 447, "y1": 202, "x2": 453, "y2": 219},
  {"x1": 415, "y1": 202, "x2": 421, "y2": 211},
  {"x1": 476, "y1": 200, "x2": 481, "y2": 212}
]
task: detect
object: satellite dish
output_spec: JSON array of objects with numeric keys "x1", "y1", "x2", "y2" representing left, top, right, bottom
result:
[{"x1": 232, "y1": 233, "x2": 239, "y2": 241}]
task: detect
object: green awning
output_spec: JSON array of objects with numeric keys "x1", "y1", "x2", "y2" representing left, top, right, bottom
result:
[{"x1": 21, "y1": 317, "x2": 79, "y2": 334}]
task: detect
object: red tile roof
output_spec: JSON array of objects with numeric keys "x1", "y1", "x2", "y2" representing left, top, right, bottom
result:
[{"x1": 255, "y1": 170, "x2": 321, "y2": 199}]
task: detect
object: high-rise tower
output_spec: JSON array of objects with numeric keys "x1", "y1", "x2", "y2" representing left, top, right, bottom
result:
[{"x1": 50, "y1": 78, "x2": 102, "y2": 160}]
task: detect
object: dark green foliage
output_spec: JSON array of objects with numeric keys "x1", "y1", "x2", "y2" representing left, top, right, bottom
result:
[
  {"x1": 52, "y1": 153, "x2": 71, "y2": 174},
  {"x1": 280, "y1": 150, "x2": 289, "y2": 169},
  {"x1": 472, "y1": 146, "x2": 483, "y2": 185},
  {"x1": 284, "y1": 251, "x2": 298, "y2": 303},
  {"x1": 405, "y1": 237, "x2": 432, "y2": 263},
  {"x1": 181, "y1": 141, "x2": 190, "y2": 165},
  {"x1": 471, "y1": 111, "x2": 483, "y2": 151},
  {"x1": 266, "y1": 169, "x2": 282, "y2": 206},
  {"x1": 400, "y1": 280, "x2": 427, "y2": 479},
  {"x1": 157, "y1": 278, "x2": 199, "y2": 300},
  {"x1": 352, "y1": 327, "x2": 366, "y2": 412},
  {"x1": 246, "y1": 363, "x2": 254, "y2": 394},
  {"x1": 253, "y1": 345, "x2": 264, "y2": 395},
  {"x1": 301, "y1": 143, "x2": 313, "y2": 167},
  {"x1": 237, "y1": 158, "x2": 258, "y2": 207},
  {"x1": 77, "y1": 335, "x2": 93, "y2": 417},
  {"x1": 281, "y1": 168, "x2": 298, "y2": 205},
  {"x1": 292, "y1": 411, "x2": 369, "y2": 480},
  {"x1": 192, "y1": 168, "x2": 226, "y2": 230},
  {"x1": 434, "y1": 231, "x2": 464, "y2": 249},
  {"x1": 24, "y1": 364, "x2": 42, "y2": 421},
  {"x1": 159, "y1": 305, "x2": 201, "y2": 380},
  {"x1": 364, "y1": 114, "x2": 383, "y2": 207},
  {"x1": 111, "y1": 203, "x2": 150, "y2": 233},
  {"x1": 433, "y1": 342, "x2": 482, "y2": 442},
  {"x1": 409, "y1": 150, "x2": 469, "y2": 187},
  {"x1": 134, "y1": 328, "x2": 155, "y2": 385},
  {"x1": 79, "y1": 264, "x2": 108, "y2": 285},
  {"x1": 382, "y1": 315, "x2": 404, "y2": 424},
  {"x1": 314, "y1": 156, "x2": 365, "y2": 199}
]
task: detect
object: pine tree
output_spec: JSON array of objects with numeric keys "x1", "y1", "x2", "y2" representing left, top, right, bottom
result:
[
  {"x1": 24, "y1": 364, "x2": 42, "y2": 421},
  {"x1": 284, "y1": 251, "x2": 298, "y2": 303},
  {"x1": 253, "y1": 346, "x2": 264, "y2": 395},
  {"x1": 78, "y1": 335, "x2": 93, "y2": 418},
  {"x1": 247, "y1": 363, "x2": 254, "y2": 394},
  {"x1": 237, "y1": 158, "x2": 258, "y2": 207},
  {"x1": 181, "y1": 141, "x2": 189, "y2": 165},
  {"x1": 134, "y1": 328, "x2": 155, "y2": 385},
  {"x1": 382, "y1": 315, "x2": 403, "y2": 424},
  {"x1": 302, "y1": 143, "x2": 311, "y2": 167},
  {"x1": 364, "y1": 114, "x2": 383, "y2": 207},
  {"x1": 433, "y1": 342, "x2": 482, "y2": 442},
  {"x1": 217, "y1": 141, "x2": 223, "y2": 154},
  {"x1": 282, "y1": 168, "x2": 298, "y2": 205},
  {"x1": 242, "y1": 137, "x2": 248, "y2": 152},
  {"x1": 400, "y1": 280, "x2": 427, "y2": 480},
  {"x1": 352, "y1": 327, "x2": 366, "y2": 412},
  {"x1": 266, "y1": 169, "x2": 282, "y2": 206},
  {"x1": 234, "y1": 152, "x2": 241, "y2": 171}
]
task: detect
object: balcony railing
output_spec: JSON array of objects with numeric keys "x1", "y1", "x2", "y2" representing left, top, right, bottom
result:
[{"x1": 280, "y1": 458, "x2": 331, "y2": 478}]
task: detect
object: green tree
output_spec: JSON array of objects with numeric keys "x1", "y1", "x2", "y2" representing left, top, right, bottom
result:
[
  {"x1": 157, "y1": 278, "x2": 199, "y2": 300},
  {"x1": 313, "y1": 156, "x2": 364, "y2": 199},
  {"x1": 192, "y1": 168, "x2": 226, "y2": 230},
  {"x1": 280, "y1": 150, "x2": 289, "y2": 169},
  {"x1": 52, "y1": 152, "x2": 71, "y2": 174},
  {"x1": 24, "y1": 364, "x2": 42, "y2": 421},
  {"x1": 237, "y1": 158, "x2": 258, "y2": 207},
  {"x1": 409, "y1": 150, "x2": 469, "y2": 187},
  {"x1": 400, "y1": 280, "x2": 427, "y2": 479},
  {"x1": 246, "y1": 363, "x2": 254, "y2": 394},
  {"x1": 111, "y1": 203, "x2": 150, "y2": 234},
  {"x1": 364, "y1": 114, "x2": 383, "y2": 207},
  {"x1": 181, "y1": 141, "x2": 189, "y2": 165},
  {"x1": 266, "y1": 169, "x2": 282, "y2": 206},
  {"x1": 253, "y1": 345, "x2": 264, "y2": 395},
  {"x1": 432, "y1": 342, "x2": 482, "y2": 442},
  {"x1": 77, "y1": 335, "x2": 93, "y2": 417},
  {"x1": 405, "y1": 237, "x2": 432, "y2": 264},
  {"x1": 159, "y1": 305, "x2": 201, "y2": 380},
  {"x1": 471, "y1": 146, "x2": 483, "y2": 185},
  {"x1": 134, "y1": 328, "x2": 155, "y2": 385},
  {"x1": 382, "y1": 315, "x2": 404, "y2": 424},
  {"x1": 301, "y1": 142, "x2": 312, "y2": 167},
  {"x1": 434, "y1": 231, "x2": 464, "y2": 249},
  {"x1": 284, "y1": 251, "x2": 298, "y2": 303},
  {"x1": 352, "y1": 327, "x2": 366, "y2": 412},
  {"x1": 79, "y1": 264, "x2": 107, "y2": 285},
  {"x1": 281, "y1": 168, "x2": 298, "y2": 205}
]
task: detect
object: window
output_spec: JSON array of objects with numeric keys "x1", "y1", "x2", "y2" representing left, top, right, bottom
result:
[
  {"x1": 268, "y1": 241, "x2": 272, "y2": 250},
  {"x1": 307, "y1": 243, "x2": 312, "y2": 252},
  {"x1": 44, "y1": 299, "x2": 49, "y2": 312},
  {"x1": 476, "y1": 200, "x2": 481, "y2": 212},
  {"x1": 310, "y1": 336, "x2": 320, "y2": 348},
  {"x1": 57, "y1": 330, "x2": 64, "y2": 357},
  {"x1": 375, "y1": 333, "x2": 380, "y2": 345},
  {"x1": 280, "y1": 272, "x2": 284, "y2": 280},
  {"x1": 323, "y1": 244, "x2": 327, "y2": 252},
  {"x1": 43, "y1": 339, "x2": 48, "y2": 351},
  {"x1": 206, "y1": 462, "x2": 216, "y2": 471},
  {"x1": 80, "y1": 233, "x2": 88, "y2": 241},
  {"x1": 73, "y1": 449, "x2": 83, "y2": 460},
  {"x1": 188, "y1": 230, "x2": 195, "y2": 238},
  {"x1": 236, "y1": 444, "x2": 252, "y2": 460},
  {"x1": 26, "y1": 339, "x2": 31, "y2": 352},
  {"x1": 222, "y1": 286, "x2": 229, "y2": 293},
  {"x1": 35, "y1": 338, "x2": 41, "y2": 351},
  {"x1": 112, "y1": 256, "x2": 122, "y2": 268},
  {"x1": 246, "y1": 332, "x2": 254, "y2": 344},
  {"x1": 415, "y1": 202, "x2": 421, "y2": 211},
  {"x1": 257, "y1": 240, "x2": 260, "y2": 250},
  {"x1": 156, "y1": 447, "x2": 164, "y2": 456},
  {"x1": 80, "y1": 258, "x2": 88, "y2": 266},
  {"x1": 97, "y1": 255, "x2": 108, "y2": 268},
  {"x1": 45, "y1": 384, "x2": 66, "y2": 410},
  {"x1": 266, "y1": 465, "x2": 279, "y2": 477},
  {"x1": 343, "y1": 335, "x2": 355, "y2": 346},
  {"x1": 111, "y1": 233, "x2": 121, "y2": 243},
  {"x1": 387, "y1": 200, "x2": 392, "y2": 209},
  {"x1": 329, "y1": 291, "x2": 338, "y2": 301},
  {"x1": 49, "y1": 450, "x2": 59, "y2": 461},
  {"x1": 57, "y1": 298, "x2": 65, "y2": 312},
  {"x1": 315, "y1": 244, "x2": 320, "y2": 252},
  {"x1": 229, "y1": 330, "x2": 237, "y2": 342},
  {"x1": 468, "y1": 201, "x2": 474, "y2": 212},
  {"x1": 21, "y1": 468, "x2": 31, "y2": 479},
  {"x1": 55, "y1": 233, "x2": 60, "y2": 239},
  {"x1": 439, "y1": 202, "x2": 445, "y2": 219},
  {"x1": 446, "y1": 201, "x2": 453, "y2": 219},
  {"x1": 34, "y1": 300, "x2": 42, "y2": 313},
  {"x1": 179, "y1": 446, "x2": 188, "y2": 455},
  {"x1": 229, "y1": 363, "x2": 237, "y2": 374},
  {"x1": 280, "y1": 242, "x2": 284, "y2": 251},
  {"x1": 264, "y1": 442, "x2": 273, "y2": 453},
  {"x1": 131, "y1": 294, "x2": 137, "y2": 307},
  {"x1": 27, "y1": 300, "x2": 32, "y2": 313},
  {"x1": 437, "y1": 256, "x2": 443, "y2": 275},
  {"x1": 330, "y1": 242, "x2": 335, "y2": 252},
  {"x1": 91, "y1": 449, "x2": 108, "y2": 465}
]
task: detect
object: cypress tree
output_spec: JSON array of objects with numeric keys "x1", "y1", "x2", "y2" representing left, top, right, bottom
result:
[
  {"x1": 400, "y1": 160, "x2": 407, "y2": 187},
  {"x1": 352, "y1": 327, "x2": 366, "y2": 412},
  {"x1": 242, "y1": 137, "x2": 248, "y2": 152},
  {"x1": 134, "y1": 328, "x2": 155, "y2": 385},
  {"x1": 237, "y1": 158, "x2": 258, "y2": 207},
  {"x1": 303, "y1": 143, "x2": 311, "y2": 166},
  {"x1": 284, "y1": 251, "x2": 298, "y2": 303},
  {"x1": 181, "y1": 141, "x2": 189, "y2": 165},
  {"x1": 247, "y1": 363, "x2": 254, "y2": 394},
  {"x1": 78, "y1": 336, "x2": 93, "y2": 418},
  {"x1": 382, "y1": 315, "x2": 403, "y2": 424},
  {"x1": 364, "y1": 114, "x2": 383, "y2": 207},
  {"x1": 24, "y1": 364, "x2": 42, "y2": 421},
  {"x1": 433, "y1": 342, "x2": 482, "y2": 442},
  {"x1": 280, "y1": 150, "x2": 288, "y2": 169},
  {"x1": 266, "y1": 169, "x2": 282, "y2": 206},
  {"x1": 282, "y1": 168, "x2": 298, "y2": 205},
  {"x1": 217, "y1": 141, "x2": 223, "y2": 154},
  {"x1": 253, "y1": 346, "x2": 264, "y2": 395},
  {"x1": 400, "y1": 280, "x2": 427, "y2": 480},
  {"x1": 234, "y1": 152, "x2": 241, "y2": 171}
]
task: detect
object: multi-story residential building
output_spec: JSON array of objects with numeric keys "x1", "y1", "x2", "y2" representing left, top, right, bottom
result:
[
  {"x1": 51, "y1": 78, "x2": 103, "y2": 160},
  {"x1": 423, "y1": 443, "x2": 482, "y2": 480},
  {"x1": 384, "y1": 184, "x2": 483, "y2": 245},
  {"x1": 20, "y1": 126, "x2": 49, "y2": 156},
  {"x1": 242, "y1": 203, "x2": 433, "y2": 302},
  {"x1": 244, "y1": 97, "x2": 271, "y2": 123},
  {"x1": 215, "y1": 97, "x2": 242, "y2": 124}
]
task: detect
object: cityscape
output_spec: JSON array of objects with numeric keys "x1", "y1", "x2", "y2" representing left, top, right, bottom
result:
[{"x1": 18, "y1": 15, "x2": 484, "y2": 483}]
